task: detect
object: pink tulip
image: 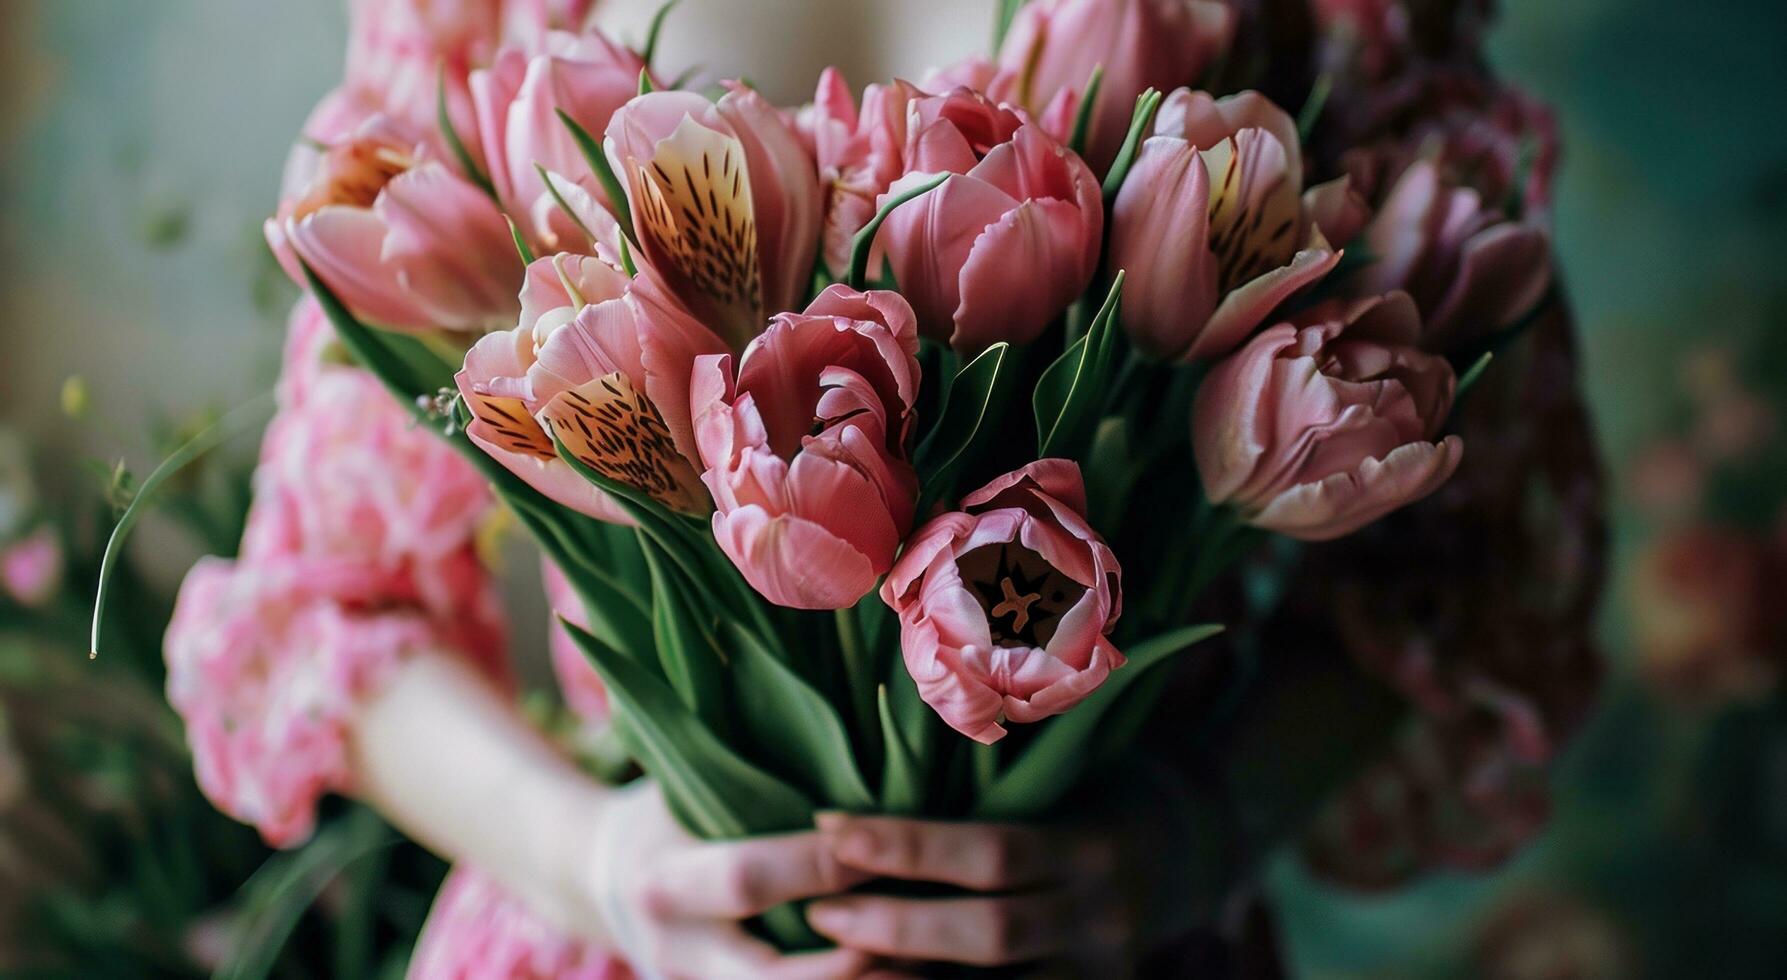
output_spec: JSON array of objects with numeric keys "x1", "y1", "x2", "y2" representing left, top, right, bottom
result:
[
  {"x1": 265, "y1": 114, "x2": 521, "y2": 334},
  {"x1": 875, "y1": 87, "x2": 1103, "y2": 353},
  {"x1": 803, "y1": 69, "x2": 921, "y2": 280},
  {"x1": 1, "y1": 527, "x2": 62, "y2": 608},
  {"x1": 605, "y1": 88, "x2": 822, "y2": 351},
  {"x1": 881, "y1": 460, "x2": 1124, "y2": 744},
  {"x1": 691, "y1": 285, "x2": 920, "y2": 609},
  {"x1": 1192, "y1": 292, "x2": 1463, "y2": 541},
  {"x1": 1345, "y1": 158, "x2": 1552, "y2": 351},
  {"x1": 1109, "y1": 89, "x2": 1347, "y2": 361},
  {"x1": 455, "y1": 252, "x2": 722, "y2": 521},
  {"x1": 995, "y1": 0, "x2": 1235, "y2": 172},
  {"x1": 470, "y1": 28, "x2": 649, "y2": 253}
]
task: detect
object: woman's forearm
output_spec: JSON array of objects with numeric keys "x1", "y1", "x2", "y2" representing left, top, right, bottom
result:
[{"x1": 346, "y1": 651, "x2": 609, "y2": 937}]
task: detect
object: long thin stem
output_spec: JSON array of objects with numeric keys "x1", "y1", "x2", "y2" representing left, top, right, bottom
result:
[{"x1": 834, "y1": 605, "x2": 879, "y2": 752}]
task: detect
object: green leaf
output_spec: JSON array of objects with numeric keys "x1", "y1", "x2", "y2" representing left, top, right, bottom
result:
[
  {"x1": 848, "y1": 172, "x2": 949, "y2": 290},
  {"x1": 565, "y1": 621, "x2": 813, "y2": 836},
  {"x1": 506, "y1": 213, "x2": 536, "y2": 265},
  {"x1": 641, "y1": 536, "x2": 727, "y2": 724},
  {"x1": 914, "y1": 341, "x2": 1013, "y2": 508},
  {"x1": 557, "y1": 108, "x2": 637, "y2": 248},
  {"x1": 637, "y1": 65, "x2": 656, "y2": 96},
  {"x1": 91, "y1": 394, "x2": 272, "y2": 659},
  {"x1": 1297, "y1": 73, "x2": 1333, "y2": 145},
  {"x1": 536, "y1": 162, "x2": 597, "y2": 243},
  {"x1": 218, "y1": 809, "x2": 391, "y2": 980},
  {"x1": 642, "y1": 0, "x2": 679, "y2": 68},
  {"x1": 876, "y1": 685, "x2": 923, "y2": 814},
  {"x1": 438, "y1": 67, "x2": 497, "y2": 201},
  {"x1": 1066, "y1": 64, "x2": 1105, "y2": 159},
  {"x1": 1101, "y1": 88, "x2": 1164, "y2": 205},
  {"x1": 974, "y1": 623, "x2": 1223, "y2": 819},
  {"x1": 302, "y1": 262, "x2": 457, "y2": 397},
  {"x1": 1456, "y1": 351, "x2": 1494, "y2": 396},
  {"x1": 729, "y1": 623, "x2": 876, "y2": 809},
  {"x1": 1034, "y1": 271, "x2": 1125, "y2": 459}
]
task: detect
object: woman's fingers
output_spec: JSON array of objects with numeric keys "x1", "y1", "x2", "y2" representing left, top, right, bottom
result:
[
  {"x1": 815, "y1": 812, "x2": 1073, "y2": 890},
  {"x1": 654, "y1": 922, "x2": 872, "y2": 980},
  {"x1": 644, "y1": 831, "x2": 870, "y2": 921},
  {"x1": 806, "y1": 891, "x2": 1077, "y2": 967}
]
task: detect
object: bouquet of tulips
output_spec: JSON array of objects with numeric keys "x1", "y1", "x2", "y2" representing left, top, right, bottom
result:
[{"x1": 232, "y1": 0, "x2": 1557, "y2": 950}]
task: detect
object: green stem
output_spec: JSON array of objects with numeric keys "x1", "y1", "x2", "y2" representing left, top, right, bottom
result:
[{"x1": 834, "y1": 605, "x2": 879, "y2": 751}]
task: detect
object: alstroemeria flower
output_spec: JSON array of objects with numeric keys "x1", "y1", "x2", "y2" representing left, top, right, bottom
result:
[
  {"x1": 1110, "y1": 89, "x2": 1352, "y2": 361},
  {"x1": 265, "y1": 114, "x2": 520, "y2": 334},
  {"x1": 881, "y1": 460, "x2": 1124, "y2": 744},
  {"x1": 470, "y1": 28, "x2": 649, "y2": 253},
  {"x1": 605, "y1": 88, "x2": 822, "y2": 351},
  {"x1": 876, "y1": 87, "x2": 1103, "y2": 353},
  {"x1": 455, "y1": 252, "x2": 723, "y2": 520},
  {"x1": 1192, "y1": 292, "x2": 1463, "y2": 541},
  {"x1": 995, "y1": 0, "x2": 1235, "y2": 172},
  {"x1": 691, "y1": 285, "x2": 920, "y2": 609}
]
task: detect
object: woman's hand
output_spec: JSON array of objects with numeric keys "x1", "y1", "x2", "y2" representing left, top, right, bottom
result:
[
  {"x1": 573, "y1": 780, "x2": 875, "y2": 980},
  {"x1": 805, "y1": 771, "x2": 1213, "y2": 977}
]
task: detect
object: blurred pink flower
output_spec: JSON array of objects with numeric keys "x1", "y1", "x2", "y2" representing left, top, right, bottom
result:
[
  {"x1": 1110, "y1": 90, "x2": 1350, "y2": 361},
  {"x1": 249, "y1": 359, "x2": 495, "y2": 609},
  {"x1": 1192, "y1": 292, "x2": 1462, "y2": 540},
  {"x1": 994, "y1": 0, "x2": 1234, "y2": 171},
  {"x1": 471, "y1": 28, "x2": 648, "y2": 253},
  {"x1": 881, "y1": 460, "x2": 1123, "y2": 743},
  {"x1": 692, "y1": 285, "x2": 920, "y2": 609},
  {"x1": 165, "y1": 551, "x2": 506, "y2": 847},
  {"x1": 542, "y1": 559, "x2": 610, "y2": 725},
  {"x1": 341, "y1": 0, "x2": 595, "y2": 139},
  {"x1": 1625, "y1": 439, "x2": 1703, "y2": 521},
  {"x1": 410, "y1": 866, "x2": 629, "y2": 980},
  {"x1": 1632, "y1": 526, "x2": 1785, "y2": 708},
  {"x1": 875, "y1": 87, "x2": 1102, "y2": 352},
  {"x1": 265, "y1": 114, "x2": 521, "y2": 334},
  {"x1": 456, "y1": 252, "x2": 721, "y2": 519},
  {"x1": 1, "y1": 526, "x2": 62, "y2": 608},
  {"x1": 606, "y1": 88, "x2": 822, "y2": 350}
]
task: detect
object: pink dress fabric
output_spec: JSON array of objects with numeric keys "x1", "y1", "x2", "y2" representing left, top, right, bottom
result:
[{"x1": 164, "y1": 298, "x2": 625, "y2": 976}]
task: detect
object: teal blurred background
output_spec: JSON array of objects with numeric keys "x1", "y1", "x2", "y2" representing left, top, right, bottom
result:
[{"x1": 2, "y1": 0, "x2": 1784, "y2": 975}]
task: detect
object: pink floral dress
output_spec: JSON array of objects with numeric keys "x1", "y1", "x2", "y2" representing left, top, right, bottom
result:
[{"x1": 164, "y1": 298, "x2": 627, "y2": 978}]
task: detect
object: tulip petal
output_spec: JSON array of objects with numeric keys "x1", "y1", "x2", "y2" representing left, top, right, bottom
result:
[
  {"x1": 1109, "y1": 137, "x2": 1220, "y2": 360},
  {"x1": 1253, "y1": 435, "x2": 1464, "y2": 541},
  {"x1": 538, "y1": 372, "x2": 710, "y2": 515},
  {"x1": 1191, "y1": 245, "x2": 1341, "y2": 360},
  {"x1": 954, "y1": 196, "x2": 1090, "y2": 351},
  {"x1": 710, "y1": 505, "x2": 878, "y2": 610}
]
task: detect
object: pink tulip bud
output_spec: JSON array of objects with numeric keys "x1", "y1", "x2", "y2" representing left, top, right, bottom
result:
[
  {"x1": 265, "y1": 115, "x2": 520, "y2": 334},
  {"x1": 605, "y1": 88, "x2": 823, "y2": 351},
  {"x1": 692, "y1": 285, "x2": 921, "y2": 609},
  {"x1": 875, "y1": 88, "x2": 1103, "y2": 353},
  {"x1": 803, "y1": 69, "x2": 922, "y2": 280},
  {"x1": 455, "y1": 253, "x2": 725, "y2": 521},
  {"x1": 1109, "y1": 90, "x2": 1343, "y2": 361},
  {"x1": 470, "y1": 29, "x2": 647, "y2": 253},
  {"x1": 881, "y1": 460, "x2": 1124, "y2": 744},
  {"x1": 1192, "y1": 292, "x2": 1463, "y2": 540},
  {"x1": 995, "y1": 0, "x2": 1235, "y2": 171},
  {"x1": 1346, "y1": 159, "x2": 1551, "y2": 350}
]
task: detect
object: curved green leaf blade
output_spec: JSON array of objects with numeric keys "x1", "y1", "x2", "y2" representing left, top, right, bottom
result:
[
  {"x1": 876, "y1": 685, "x2": 922, "y2": 814},
  {"x1": 974, "y1": 623, "x2": 1223, "y2": 819},
  {"x1": 848, "y1": 172, "x2": 949, "y2": 290},
  {"x1": 557, "y1": 108, "x2": 637, "y2": 248},
  {"x1": 565, "y1": 621, "x2": 813, "y2": 836},
  {"x1": 1034, "y1": 271, "x2": 1125, "y2": 459},
  {"x1": 914, "y1": 341, "x2": 1012, "y2": 508},
  {"x1": 729, "y1": 624, "x2": 876, "y2": 810},
  {"x1": 1101, "y1": 89, "x2": 1164, "y2": 205}
]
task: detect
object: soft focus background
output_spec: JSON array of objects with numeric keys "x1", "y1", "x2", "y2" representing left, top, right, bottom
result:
[{"x1": 2, "y1": 0, "x2": 1784, "y2": 976}]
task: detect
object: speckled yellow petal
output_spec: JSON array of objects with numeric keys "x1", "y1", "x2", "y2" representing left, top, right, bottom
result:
[
  {"x1": 634, "y1": 116, "x2": 761, "y2": 327},
  {"x1": 539, "y1": 372, "x2": 709, "y2": 515},
  {"x1": 464, "y1": 391, "x2": 556, "y2": 460}
]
